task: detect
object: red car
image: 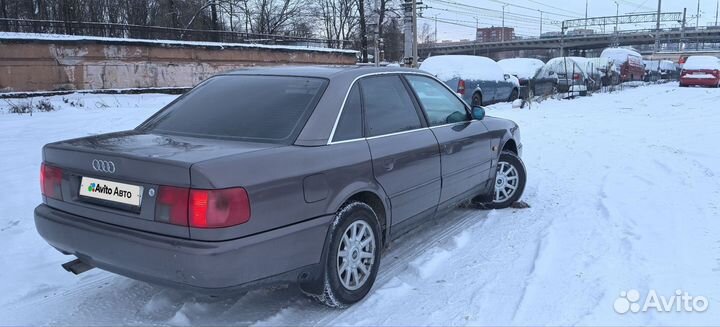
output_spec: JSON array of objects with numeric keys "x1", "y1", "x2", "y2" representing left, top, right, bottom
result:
[
  {"x1": 680, "y1": 56, "x2": 720, "y2": 87},
  {"x1": 601, "y1": 48, "x2": 645, "y2": 82}
]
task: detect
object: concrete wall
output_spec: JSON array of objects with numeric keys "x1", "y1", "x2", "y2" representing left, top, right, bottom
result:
[{"x1": 0, "y1": 39, "x2": 357, "y2": 92}]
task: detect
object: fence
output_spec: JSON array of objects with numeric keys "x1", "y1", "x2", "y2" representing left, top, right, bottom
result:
[{"x1": 0, "y1": 18, "x2": 348, "y2": 49}]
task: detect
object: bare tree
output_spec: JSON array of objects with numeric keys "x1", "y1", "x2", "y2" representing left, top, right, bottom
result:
[
  {"x1": 317, "y1": 0, "x2": 358, "y2": 48},
  {"x1": 248, "y1": 0, "x2": 303, "y2": 34},
  {"x1": 419, "y1": 22, "x2": 432, "y2": 44}
]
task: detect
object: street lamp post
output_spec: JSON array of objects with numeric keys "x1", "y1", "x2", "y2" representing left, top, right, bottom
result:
[
  {"x1": 539, "y1": 10, "x2": 543, "y2": 36},
  {"x1": 502, "y1": 4, "x2": 509, "y2": 42}
]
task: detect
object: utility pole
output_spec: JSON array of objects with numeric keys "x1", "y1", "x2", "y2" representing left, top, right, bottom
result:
[
  {"x1": 680, "y1": 8, "x2": 686, "y2": 51},
  {"x1": 614, "y1": 1, "x2": 620, "y2": 46},
  {"x1": 654, "y1": 0, "x2": 661, "y2": 52},
  {"x1": 412, "y1": 0, "x2": 418, "y2": 65},
  {"x1": 539, "y1": 10, "x2": 543, "y2": 36},
  {"x1": 585, "y1": 0, "x2": 589, "y2": 30},
  {"x1": 502, "y1": 4, "x2": 508, "y2": 42},
  {"x1": 374, "y1": 0, "x2": 381, "y2": 66},
  {"x1": 402, "y1": 0, "x2": 416, "y2": 67},
  {"x1": 434, "y1": 15, "x2": 438, "y2": 43},
  {"x1": 715, "y1": 0, "x2": 719, "y2": 25},
  {"x1": 560, "y1": 21, "x2": 565, "y2": 56},
  {"x1": 696, "y1": 0, "x2": 701, "y2": 50},
  {"x1": 474, "y1": 17, "x2": 478, "y2": 55},
  {"x1": 614, "y1": 1, "x2": 620, "y2": 33}
]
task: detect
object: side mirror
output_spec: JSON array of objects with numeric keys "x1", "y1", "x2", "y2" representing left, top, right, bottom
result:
[
  {"x1": 504, "y1": 74, "x2": 511, "y2": 80},
  {"x1": 548, "y1": 71, "x2": 556, "y2": 75},
  {"x1": 471, "y1": 106, "x2": 485, "y2": 120}
]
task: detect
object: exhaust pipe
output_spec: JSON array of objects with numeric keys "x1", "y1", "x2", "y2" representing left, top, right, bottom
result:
[{"x1": 61, "y1": 258, "x2": 94, "y2": 275}]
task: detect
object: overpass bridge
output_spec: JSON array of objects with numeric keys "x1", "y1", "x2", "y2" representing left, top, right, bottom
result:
[{"x1": 419, "y1": 28, "x2": 720, "y2": 57}]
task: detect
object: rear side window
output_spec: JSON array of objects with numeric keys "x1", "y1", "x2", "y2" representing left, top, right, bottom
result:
[
  {"x1": 359, "y1": 75, "x2": 422, "y2": 137},
  {"x1": 139, "y1": 75, "x2": 327, "y2": 144},
  {"x1": 332, "y1": 85, "x2": 363, "y2": 142}
]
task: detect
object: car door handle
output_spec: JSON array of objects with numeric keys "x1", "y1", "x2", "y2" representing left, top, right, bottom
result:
[{"x1": 384, "y1": 161, "x2": 395, "y2": 171}]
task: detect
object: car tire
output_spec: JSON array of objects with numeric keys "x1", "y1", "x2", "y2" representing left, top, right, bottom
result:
[
  {"x1": 508, "y1": 89, "x2": 519, "y2": 102},
  {"x1": 313, "y1": 201, "x2": 381, "y2": 308},
  {"x1": 472, "y1": 93, "x2": 482, "y2": 106},
  {"x1": 485, "y1": 151, "x2": 527, "y2": 209}
]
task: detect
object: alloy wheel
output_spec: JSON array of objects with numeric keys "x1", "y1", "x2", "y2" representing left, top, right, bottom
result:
[
  {"x1": 336, "y1": 220, "x2": 376, "y2": 291},
  {"x1": 493, "y1": 161, "x2": 520, "y2": 203}
]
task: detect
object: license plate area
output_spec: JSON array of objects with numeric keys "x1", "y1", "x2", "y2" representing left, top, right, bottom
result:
[{"x1": 79, "y1": 177, "x2": 144, "y2": 209}]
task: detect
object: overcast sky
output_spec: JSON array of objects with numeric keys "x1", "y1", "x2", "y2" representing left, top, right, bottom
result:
[{"x1": 418, "y1": 0, "x2": 720, "y2": 41}]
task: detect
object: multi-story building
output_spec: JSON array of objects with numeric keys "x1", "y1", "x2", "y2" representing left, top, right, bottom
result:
[{"x1": 476, "y1": 27, "x2": 515, "y2": 42}]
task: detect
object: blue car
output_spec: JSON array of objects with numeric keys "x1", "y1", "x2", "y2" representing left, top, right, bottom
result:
[{"x1": 420, "y1": 55, "x2": 519, "y2": 106}]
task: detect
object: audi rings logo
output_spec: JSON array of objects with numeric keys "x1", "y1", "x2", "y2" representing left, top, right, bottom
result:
[{"x1": 92, "y1": 159, "x2": 116, "y2": 173}]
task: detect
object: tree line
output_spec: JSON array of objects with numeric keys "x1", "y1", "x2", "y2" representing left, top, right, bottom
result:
[{"x1": 0, "y1": 0, "x2": 405, "y2": 62}]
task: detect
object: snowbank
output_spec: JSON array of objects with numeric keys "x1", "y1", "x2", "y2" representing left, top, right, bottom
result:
[
  {"x1": 420, "y1": 55, "x2": 505, "y2": 81},
  {"x1": 683, "y1": 56, "x2": 720, "y2": 70},
  {"x1": 0, "y1": 32, "x2": 358, "y2": 54},
  {"x1": 497, "y1": 58, "x2": 545, "y2": 80}
]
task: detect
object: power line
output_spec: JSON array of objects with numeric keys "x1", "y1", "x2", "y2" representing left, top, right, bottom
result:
[
  {"x1": 517, "y1": 0, "x2": 584, "y2": 17},
  {"x1": 424, "y1": 5, "x2": 559, "y2": 27},
  {"x1": 484, "y1": 0, "x2": 582, "y2": 18},
  {"x1": 426, "y1": 0, "x2": 563, "y2": 24},
  {"x1": 428, "y1": 0, "x2": 579, "y2": 19}
]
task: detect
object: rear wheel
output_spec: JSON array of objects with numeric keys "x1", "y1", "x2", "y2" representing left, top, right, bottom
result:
[
  {"x1": 471, "y1": 93, "x2": 482, "y2": 106},
  {"x1": 485, "y1": 151, "x2": 527, "y2": 209},
  {"x1": 508, "y1": 89, "x2": 519, "y2": 102},
  {"x1": 312, "y1": 202, "x2": 381, "y2": 308}
]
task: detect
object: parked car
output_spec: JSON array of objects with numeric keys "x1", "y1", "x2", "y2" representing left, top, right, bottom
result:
[
  {"x1": 585, "y1": 57, "x2": 619, "y2": 86},
  {"x1": 497, "y1": 58, "x2": 545, "y2": 99},
  {"x1": 568, "y1": 57, "x2": 602, "y2": 91},
  {"x1": 644, "y1": 60, "x2": 677, "y2": 81},
  {"x1": 420, "y1": 55, "x2": 520, "y2": 106},
  {"x1": 601, "y1": 48, "x2": 645, "y2": 82},
  {"x1": 531, "y1": 57, "x2": 590, "y2": 97},
  {"x1": 35, "y1": 66, "x2": 526, "y2": 307},
  {"x1": 679, "y1": 55, "x2": 720, "y2": 87}
]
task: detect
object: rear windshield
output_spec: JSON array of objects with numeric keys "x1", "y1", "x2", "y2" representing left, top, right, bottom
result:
[{"x1": 139, "y1": 75, "x2": 327, "y2": 144}]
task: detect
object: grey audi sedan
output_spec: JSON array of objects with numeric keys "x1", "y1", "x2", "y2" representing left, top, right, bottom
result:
[{"x1": 35, "y1": 66, "x2": 525, "y2": 307}]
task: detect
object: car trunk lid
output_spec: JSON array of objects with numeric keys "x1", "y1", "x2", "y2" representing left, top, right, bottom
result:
[{"x1": 42, "y1": 130, "x2": 279, "y2": 237}]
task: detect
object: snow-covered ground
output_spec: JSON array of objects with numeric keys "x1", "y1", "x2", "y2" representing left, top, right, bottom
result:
[{"x1": 1, "y1": 84, "x2": 719, "y2": 325}]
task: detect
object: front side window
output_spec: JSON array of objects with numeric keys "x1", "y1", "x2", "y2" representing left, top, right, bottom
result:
[
  {"x1": 405, "y1": 75, "x2": 469, "y2": 126},
  {"x1": 359, "y1": 75, "x2": 422, "y2": 137},
  {"x1": 139, "y1": 75, "x2": 327, "y2": 144}
]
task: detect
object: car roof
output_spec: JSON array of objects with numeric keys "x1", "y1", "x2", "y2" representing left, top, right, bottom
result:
[{"x1": 224, "y1": 65, "x2": 422, "y2": 79}]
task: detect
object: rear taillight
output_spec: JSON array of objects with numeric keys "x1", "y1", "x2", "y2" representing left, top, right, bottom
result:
[
  {"x1": 457, "y1": 79, "x2": 466, "y2": 95},
  {"x1": 156, "y1": 186, "x2": 250, "y2": 228},
  {"x1": 573, "y1": 73, "x2": 582, "y2": 81},
  {"x1": 714, "y1": 70, "x2": 719, "y2": 77},
  {"x1": 156, "y1": 186, "x2": 189, "y2": 226},
  {"x1": 40, "y1": 163, "x2": 63, "y2": 200},
  {"x1": 190, "y1": 188, "x2": 250, "y2": 228}
]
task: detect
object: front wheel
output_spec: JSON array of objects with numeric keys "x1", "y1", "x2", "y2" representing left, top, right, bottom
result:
[
  {"x1": 312, "y1": 202, "x2": 381, "y2": 308},
  {"x1": 486, "y1": 151, "x2": 527, "y2": 209}
]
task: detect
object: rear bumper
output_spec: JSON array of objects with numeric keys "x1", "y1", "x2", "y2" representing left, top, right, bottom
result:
[
  {"x1": 680, "y1": 77, "x2": 719, "y2": 86},
  {"x1": 34, "y1": 204, "x2": 332, "y2": 292}
]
